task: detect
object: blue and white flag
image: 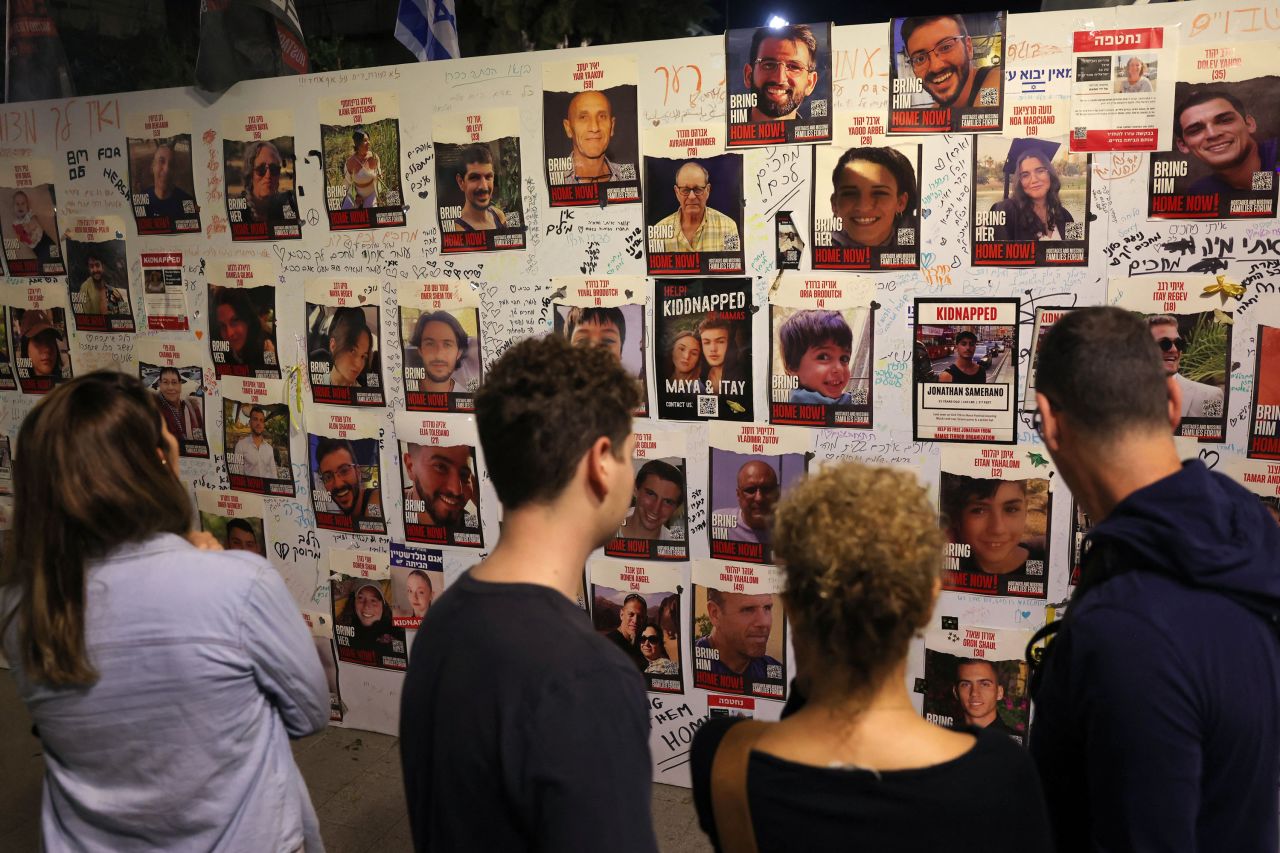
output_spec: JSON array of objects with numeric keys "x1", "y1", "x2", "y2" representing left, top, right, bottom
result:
[{"x1": 395, "y1": 0, "x2": 460, "y2": 61}]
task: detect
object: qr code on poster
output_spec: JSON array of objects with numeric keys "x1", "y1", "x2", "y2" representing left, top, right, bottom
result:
[
  {"x1": 1252, "y1": 171, "x2": 1274, "y2": 191},
  {"x1": 1065, "y1": 222, "x2": 1085, "y2": 240},
  {"x1": 978, "y1": 87, "x2": 999, "y2": 107},
  {"x1": 697, "y1": 395, "x2": 719, "y2": 417},
  {"x1": 810, "y1": 99, "x2": 828, "y2": 118},
  {"x1": 1073, "y1": 126, "x2": 1087, "y2": 140},
  {"x1": 897, "y1": 227, "x2": 917, "y2": 246}
]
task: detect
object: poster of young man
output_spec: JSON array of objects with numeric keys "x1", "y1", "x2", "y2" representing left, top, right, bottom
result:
[
  {"x1": 140, "y1": 252, "x2": 189, "y2": 331},
  {"x1": 389, "y1": 543, "x2": 444, "y2": 629},
  {"x1": 811, "y1": 139, "x2": 922, "y2": 271},
  {"x1": 888, "y1": 13, "x2": 1005, "y2": 134},
  {"x1": 222, "y1": 110, "x2": 302, "y2": 240},
  {"x1": 691, "y1": 560, "x2": 786, "y2": 701},
  {"x1": 222, "y1": 375, "x2": 294, "y2": 497},
  {"x1": 307, "y1": 408, "x2": 387, "y2": 536},
  {"x1": 1148, "y1": 44, "x2": 1280, "y2": 220},
  {"x1": 319, "y1": 93, "x2": 406, "y2": 230},
  {"x1": 589, "y1": 558, "x2": 684, "y2": 694},
  {"x1": 64, "y1": 215, "x2": 134, "y2": 333},
  {"x1": 433, "y1": 108, "x2": 526, "y2": 253},
  {"x1": 551, "y1": 276, "x2": 648, "y2": 416},
  {"x1": 542, "y1": 55, "x2": 641, "y2": 206},
  {"x1": 125, "y1": 111, "x2": 200, "y2": 235},
  {"x1": 330, "y1": 573, "x2": 408, "y2": 672},
  {"x1": 654, "y1": 277, "x2": 753, "y2": 421},
  {"x1": 393, "y1": 411, "x2": 484, "y2": 549},
  {"x1": 195, "y1": 489, "x2": 267, "y2": 557},
  {"x1": 0, "y1": 308, "x2": 15, "y2": 392},
  {"x1": 305, "y1": 277, "x2": 384, "y2": 407},
  {"x1": 643, "y1": 124, "x2": 744, "y2": 276},
  {"x1": 1022, "y1": 305, "x2": 1075, "y2": 411},
  {"x1": 6, "y1": 285, "x2": 72, "y2": 394},
  {"x1": 1068, "y1": 499, "x2": 1094, "y2": 586},
  {"x1": 1249, "y1": 313, "x2": 1280, "y2": 460},
  {"x1": 769, "y1": 272, "x2": 875, "y2": 427},
  {"x1": 398, "y1": 279, "x2": 482, "y2": 413},
  {"x1": 708, "y1": 422, "x2": 809, "y2": 565},
  {"x1": 605, "y1": 426, "x2": 688, "y2": 561},
  {"x1": 939, "y1": 442, "x2": 1053, "y2": 599},
  {"x1": 1068, "y1": 26, "x2": 1177, "y2": 152},
  {"x1": 136, "y1": 337, "x2": 209, "y2": 459},
  {"x1": 913, "y1": 297, "x2": 1020, "y2": 443},
  {"x1": 206, "y1": 259, "x2": 280, "y2": 380},
  {"x1": 971, "y1": 136, "x2": 1090, "y2": 267},
  {"x1": 921, "y1": 621, "x2": 1032, "y2": 744},
  {"x1": 0, "y1": 157, "x2": 64, "y2": 276},
  {"x1": 725, "y1": 22, "x2": 833, "y2": 147},
  {"x1": 301, "y1": 609, "x2": 345, "y2": 722},
  {"x1": 1110, "y1": 277, "x2": 1231, "y2": 441}
]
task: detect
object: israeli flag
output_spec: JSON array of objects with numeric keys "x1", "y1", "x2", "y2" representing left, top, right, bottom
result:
[{"x1": 395, "y1": 0, "x2": 460, "y2": 61}]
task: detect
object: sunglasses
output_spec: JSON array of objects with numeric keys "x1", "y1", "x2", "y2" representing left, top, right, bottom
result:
[
  {"x1": 253, "y1": 163, "x2": 283, "y2": 177},
  {"x1": 639, "y1": 634, "x2": 660, "y2": 644},
  {"x1": 1157, "y1": 337, "x2": 1187, "y2": 352}
]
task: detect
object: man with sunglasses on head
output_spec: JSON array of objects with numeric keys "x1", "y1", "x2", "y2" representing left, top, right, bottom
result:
[
  {"x1": 902, "y1": 15, "x2": 1001, "y2": 111},
  {"x1": 742, "y1": 24, "x2": 819, "y2": 122},
  {"x1": 651, "y1": 160, "x2": 740, "y2": 254},
  {"x1": 1148, "y1": 315, "x2": 1222, "y2": 418}
]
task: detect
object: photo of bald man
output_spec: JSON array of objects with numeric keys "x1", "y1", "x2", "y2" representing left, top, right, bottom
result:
[{"x1": 543, "y1": 67, "x2": 640, "y2": 206}]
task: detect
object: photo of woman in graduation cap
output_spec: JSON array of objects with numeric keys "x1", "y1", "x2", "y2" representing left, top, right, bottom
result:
[{"x1": 987, "y1": 138, "x2": 1080, "y2": 243}]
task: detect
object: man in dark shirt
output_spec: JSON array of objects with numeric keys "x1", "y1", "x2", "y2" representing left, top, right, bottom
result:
[
  {"x1": 400, "y1": 335, "x2": 657, "y2": 853},
  {"x1": 694, "y1": 589, "x2": 782, "y2": 683},
  {"x1": 953, "y1": 659, "x2": 1020, "y2": 743},
  {"x1": 1173, "y1": 89, "x2": 1279, "y2": 195},
  {"x1": 938, "y1": 330, "x2": 987, "y2": 383},
  {"x1": 606, "y1": 592, "x2": 648, "y2": 670}
]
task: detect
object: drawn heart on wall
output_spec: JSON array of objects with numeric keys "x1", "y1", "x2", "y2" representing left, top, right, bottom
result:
[
  {"x1": 273, "y1": 542, "x2": 289, "y2": 560},
  {"x1": 922, "y1": 208, "x2": 932, "y2": 219},
  {"x1": 624, "y1": 289, "x2": 634, "y2": 299},
  {"x1": 194, "y1": 330, "x2": 203, "y2": 340},
  {"x1": 922, "y1": 252, "x2": 935, "y2": 268},
  {"x1": 1198, "y1": 449, "x2": 1220, "y2": 469},
  {"x1": 358, "y1": 294, "x2": 367, "y2": 303}
]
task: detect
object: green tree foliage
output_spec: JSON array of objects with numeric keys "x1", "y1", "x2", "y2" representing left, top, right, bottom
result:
[{"x1": 456, "y1": 0, "x2": 715, "y2": 56}]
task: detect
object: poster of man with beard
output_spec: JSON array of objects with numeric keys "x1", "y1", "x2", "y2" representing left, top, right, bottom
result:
[
  {"x1": 223, "y1": 375, "x2": 293, "y2": 497},
  {"x1": 398, "y1": 279, "x2": 482, "y2": 413},
  {"x1": 394, "y1": 411, "x2": 484, "y2": 549},
  {"x1": 725, "y1": 22, "x2": 832, "y2": 147},
  {"x1": 433, "y1": 108, "x2": 527, "y2": 253},
  {"x1": 307, "y1": 408, "x2": 387, "y2": 535},
  {"x1": 889, "y1": 12, "x2": 1005, "y2": 134},
  {"x1": 64, "y1": 215, "x2": 134, "y2": 333}
]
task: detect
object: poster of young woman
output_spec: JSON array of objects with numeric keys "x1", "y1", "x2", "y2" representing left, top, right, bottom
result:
[
  {"x1": 654, "y1": 277, "x2": 753, "y2": 422},
  {"x1": 551, "y1": 276, "x2": 648, "y2": 417},
  {"x1": 330, "y1": 573, "x2": 407, "y2": 672},
  {"x1": 222, "y1": 110, "x2": 302, "y2": 241},
  {"x1": 389, "y1": 544, "x2": 444, "y2": 629},
  {"x1": 319, "y1": 92, "x2": 406, "y2": 230},
  {"x1": 305, "y1": 277, "x2": 384, "y2": 407},
  {"x1": 589, "y1": 558, "x2": 684, "y2": 694},
  {"x1": 811, "y1": 136, "x2": 922, "y2": 271},
  {"x1": 605, "y1": 425, "x2": 688, "y2": 561},
  {"x1": 5, "y1": 284, "x2": 72, "y2": 394},
  {"x1": 206, "y1": 259, "x2": 280, "y2": 379},
  {"x1": 398, "y1": 279, "x2": 482, "y2": 413},
  {"x1": 125, "y1": 110, "x2": 201, "y2": 235},
  {"x1": 0, "y1": 157, "x2": 64, "y2": 276},
  {"x1": 433, "y1": 108, "x2": 527, "y2": 253},
  {"x1": 135, "y1": 337, "x2": 209, "y2": 459}
]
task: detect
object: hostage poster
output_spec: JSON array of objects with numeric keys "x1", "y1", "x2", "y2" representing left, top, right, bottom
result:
[
  {"x1": 654, "y1": 277, "x2": 754, "y2": 422},
  {"x1": 921, "y1": 621, "x2": 1032, "y2": 744},
  {"x1": 590, "y1": 558, "x2": 684, "y2": 694},
  {"x1": 605, "y1": 425, "x2": 689, "y2": 561},
  {"x1": 691, "y1": 560, "x2": 787, "y2": 701}
]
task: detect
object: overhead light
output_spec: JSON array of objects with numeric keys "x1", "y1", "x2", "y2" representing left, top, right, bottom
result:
[{"x1": 767, "y1": 15, "x2": 790, "y2": 27}]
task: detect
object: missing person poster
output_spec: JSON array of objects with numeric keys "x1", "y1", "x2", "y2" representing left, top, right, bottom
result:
[
  {"x1": 1250, "y1": 313, "x2": 1280, "y2": 460},
  {"x1": 399, "y1": 279, "x2": 482, "y2": 413},
  {"x1": 140, "y1": 252, "x2": 189, "y2": 331},
  {"x1": 301, "y1": 610, "x2": 345, "y2": 722},
  {"x1": 971, "y1": 136, "x2": 1090, "y2": 266},
  {"x1": 1069, "y1": 26, "x2": 1176, "y2": 152},
  {"x1": 913, "y1": 297, "x2": 1019, "y2": 443},
  {"x1": 305, "y1": 277, "x2": 384, "y2": 406},
  {"x1": 769, "y1": 272, "x2": 875, "y2": 427},
  {"x1": 6, "y1": 285, "x2": 72, "y2": 394},
  {"x1": 330, "y1": 574, "x2": 407, "y2": 671},
  {"x1": 692, "y1": 560, "x2": 786, "y2": 700},
  {"x1": 308, "y1": 408, "x2": 387, "y2": 535},
  {"x1": 223, "y1": 375, "x2": 293, "y2": 497},
  {"x1": 551, "y1": 276, "x2": 648, "y2": 416},
  {"x1": 207, "y1": 259, "x2": 280, "y2": 379},
  {"x1": 1068, "y1": 499, "x2": 1095, "y2": 586},
  {"x1": 921, "y1": 621, "x2": 1032, "y2": 744},
  {"x1": 643, "y1": 124, "x2": 744, "y2": 276},
  {"x1": 1022, "y1": 305, "x2": 1075, "y2": 411},
  {"x1": 725, "y1": 22, "x2": 833, "y2": 147},
  {"x1": 590, "y1": 558, "x2": 684, "y2": 693},
  {"x1": 0, "y1": 307, "x2": 15, "y2": 391},
  {"x1": 1001, "y1": 14, "x2": 1073, "y2": 139},
  {"x1": 709, "y1": 422, "x2": 809, "y2": 565},
  {"x1": 393, "y1": 411, "x2": 484, "y2": 549},
  {"x1": 389, "y1": 543, "x2": 444, "y2": 629},
  {"x1": 196, "y1": 489, "x2": 267, "y2": 557},
  {"x1": 811, "y1": 136, "x2": 922, "y2": 271},
  {"x1": 0, "y1": 157, "x2": 64, "y2": 276},
  {"x1": 125, "y1": 110, "x2": 200, "y2": 235},
  {"x1": 0, "y1": 435, "x2": 13, "y2": 495},
  {"x1": 319, "y1": 93, "x2": 406, "y2": 230},
  {"x1": 223, "y1": 110, "x2": 302, "y2": 240},
  {"x1": 888, "y1": 12, "x2": 1005, "y2": 134},
  {"x1": 939, "y1": 443, "x2": 1053, "y2": 599},
  {"x1": 64, "y1": 215, "x2": 134, "y2": 333},
  {"x1": 542, "y1": 55, "x2": 641, "y2": 206},
  {"x1": 654, "y1": 277, "x2": 753, "y2": 421},
  {"x1": 1221, "y1": 453, "x2": 1280, "y2": 522},
  {"x1": 605, "y1": 426, "x2": 689, "y2": 561},
  {"x1": 1110, "y1": 277, "x2": 1230, "y2": 441},
  {"x1": 136, "y1": 337, "x2": 209, "y2": 459},
  {"x1": 433, "y1": 108, "x2": 527, "y2": 253},
  {"x1": 1148, "y1": 44, "x2": 1280, "y2": 220}
]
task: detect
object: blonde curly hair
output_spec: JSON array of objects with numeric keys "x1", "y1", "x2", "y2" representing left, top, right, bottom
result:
[{"x1": 773, "y1": 462, "x2": 943, "y2": 697}]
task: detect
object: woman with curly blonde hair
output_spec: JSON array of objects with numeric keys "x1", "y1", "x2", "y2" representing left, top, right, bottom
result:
[{"x1": 690, "y1": 462, "x2": 1051, "y2": 852}]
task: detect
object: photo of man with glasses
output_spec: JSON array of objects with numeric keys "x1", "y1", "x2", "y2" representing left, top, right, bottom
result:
[
  {"x1": 890, "y1": 13, "x2": 1005, "y2": 133},
  {"x1": 311, "y1": 435, "x2": 386, "y2": 534},
  {"x1": 727, "y1": 22, "x2": 832, "y2": 146},
  {"x1": 649, "y1": 161, "x2": 740, "y2": 254}
]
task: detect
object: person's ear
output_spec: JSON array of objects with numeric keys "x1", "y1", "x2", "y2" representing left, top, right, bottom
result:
[
  {"x1": 996, "y1": 684, "x2": 1005, "y2": 701},
  {"x1": 562, "y1": 118, "x2": 573, "y2": 140},
  {"x1": 1175, "y1": 137, "x2": 1190, "y2": 155},
  {"x1": 1034, "y1": 391, "x2": 1062, "y2": 454},
  {"x1": 742, "y1": 63, "x2": 754, "y2": 90},
  {"x1": 583, "y1": 434, "x2": 615, "y2": 502},
  {"x1": 1166, "y1": 376, "x2": 1183, "y2": 433}
]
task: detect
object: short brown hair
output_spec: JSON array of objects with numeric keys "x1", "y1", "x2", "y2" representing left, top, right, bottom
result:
[
  {"x1": 476, "y1": 335, "x2": 640, "y2": 510},
  {"x1": 1, "y1": 371, "x2": 191, "y2": 685},
  {"x1": 773, "y1": 463, "x2": 943, "y2": 699}
]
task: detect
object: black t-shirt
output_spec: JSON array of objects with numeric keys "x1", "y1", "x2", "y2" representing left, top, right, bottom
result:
[
  {"x1": 400, "y1": 571, "x2": 658, "y2": 852},
  {"x1": 691, "y1": 717, "x2": 1052, "y2": 853},
  {"x1": 941, "y1": 361, "x2": 988, "y2": 383}
]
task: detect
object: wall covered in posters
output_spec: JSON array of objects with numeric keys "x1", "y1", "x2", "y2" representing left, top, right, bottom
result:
[{"x1": 0, "y1": 0, "x2": 1278, "y2": 788}]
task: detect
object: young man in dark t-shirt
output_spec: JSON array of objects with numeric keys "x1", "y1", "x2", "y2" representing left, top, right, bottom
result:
[
  {"x1": 939, "y1": 330, "x2": 987, "y2": 384},
  {"x1": 399, "y1": 336, "x2": 657, "y2": 853}
]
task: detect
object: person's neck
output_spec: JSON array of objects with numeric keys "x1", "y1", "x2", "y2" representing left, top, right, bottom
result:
[
  {"x1": 422, "y1": 377, "x2": 455, "y2": 393},
  {"x1": 804, "y1": 660, "x2": 915, "y2": 718},
  {"x1": 710, "y1": 632, "x2": 750, "y2": 674},
  {"x1": 461, "y1": 205, "x2": 491, "y2": 228},
  {"x1": 1216, "y1": 144, "x2": 1263, "y2": 190},
  {"x1": 572, "y1": 152, "x2": 608, "y2": 180},
  {"x1": 470, "y1": 500, "x2": 597, "y2": 600},
  {"x1": 252, "y1": 433, "x2": 265, "y2": 445},
  {"x1": 706, "y1": 364, "x2": 723, "y2": 387},
  {"x1": 680, "y1": 208, "x2": 705, "y2": 230},
  {"x1": 956, "y1": 355, "x2": 974, "y2": 368},
  {"x1": 1063, "y1": 430, "x2": 1182, "y2": 522},
  {"x1": 966, "y1": 708, "x2": 998, "y2": 728}
]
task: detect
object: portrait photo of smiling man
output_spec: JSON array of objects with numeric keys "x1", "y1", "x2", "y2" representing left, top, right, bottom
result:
[
  {"x1": 889, "y1": 12, "x2": 1005, "y2": 133},
  {"x1": 726, "y1": 21, "x2": 832, "y2": 146},
  {"x1": 309, "y1": 433, "x2": 387, "y2": 535},
  {"x1": 542, "y1": 57, "x2": 641, "y2": 206}
]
